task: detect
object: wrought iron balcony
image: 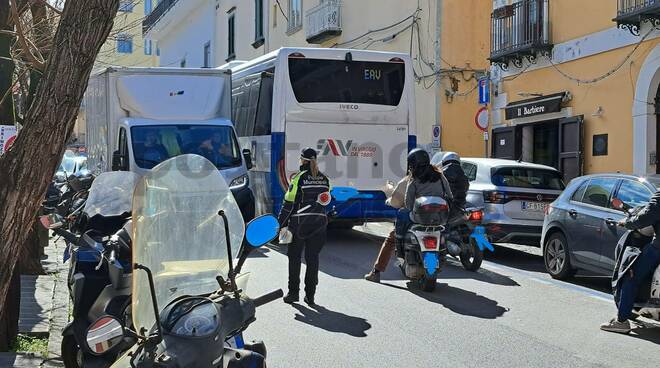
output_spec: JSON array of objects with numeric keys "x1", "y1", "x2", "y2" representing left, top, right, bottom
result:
[
  {"x1": 489, "y1": 0, "x2": 552, "y2": 70},
  {"x1": 306, "y1": 0, "x2": 342, "y2": 44},
  {"x1": 143, "y1": 0, "x2": 179, "y2": 35},
  {"x1": 614, "y1": 0, "x2": 660, "y2": 35}
]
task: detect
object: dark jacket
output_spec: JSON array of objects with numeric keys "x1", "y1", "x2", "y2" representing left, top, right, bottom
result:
[
  {"x1": 612, "y1": 191, "x2": 660, "y2": 297},
  {"x1": 442, "y1": 161, "x2": 469, "y2": 208},
  {"x1": 623, "y1": 191, "x2": 660, "y2": 249},
  {"x1": 278, "y1": 170, "x2": 331, "y2": 239}
]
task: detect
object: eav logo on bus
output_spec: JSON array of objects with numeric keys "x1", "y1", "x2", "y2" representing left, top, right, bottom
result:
[{"x1": 317, "y1": 139, "x2": 353, "y2": 156}]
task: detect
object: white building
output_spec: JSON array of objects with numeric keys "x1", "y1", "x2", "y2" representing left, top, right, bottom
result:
[{"x1": 143, "y1": 0, "x2": 491, "y2": 152}]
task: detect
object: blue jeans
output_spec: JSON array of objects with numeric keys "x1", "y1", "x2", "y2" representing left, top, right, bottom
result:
[
  {"x1": 617, "y1": 244, "x2": 660, "y2": 321},
  {"x1": 395, "y1": 209, "x2": 411, "y2": 239}
]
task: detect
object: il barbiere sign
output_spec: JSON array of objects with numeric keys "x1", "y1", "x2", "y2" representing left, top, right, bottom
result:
[{"x1": 505, "y1": 93, "x2": 565, "y2": 120}]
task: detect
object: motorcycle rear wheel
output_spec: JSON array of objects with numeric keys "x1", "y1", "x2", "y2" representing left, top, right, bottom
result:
[
  {"x1": 419, "y1": 274, "x2": 437, "y2": 292},
  {"x1": 61, "y1": 334, "x2": 82, "y2": 368},
  {"x1": 460, "y1": 239, "x2": 483, "y2": 271}
]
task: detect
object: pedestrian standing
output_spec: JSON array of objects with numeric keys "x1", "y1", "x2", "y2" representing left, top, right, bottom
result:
[
  {"x1": 364, "y1": 175, "x2": 410, "y2": 282},
  {"x1": 279, "y1": 147, "x2": 331, "y2": 306}
]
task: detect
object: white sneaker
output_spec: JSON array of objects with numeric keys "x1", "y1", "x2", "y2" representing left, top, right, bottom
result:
[{"x1": 600, "y1": 318, "x2": 631, "y2": 334}]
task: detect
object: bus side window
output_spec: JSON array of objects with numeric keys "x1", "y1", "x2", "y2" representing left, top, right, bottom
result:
[
  {"x1": 232, "y1": 78, "x2": 249, "y2": 137},
  {"x1": 254, "y1": 73, "x2": 273, "y2": 136}
]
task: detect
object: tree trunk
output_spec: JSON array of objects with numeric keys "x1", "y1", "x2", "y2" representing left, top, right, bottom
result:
[
  {"x1": 0, "y1": 263, "x2": 19, "y2": 351},
  {"x1": 19, "y1": 222, "x2": 45, "y2": 275},
  {"x1": 0, "y1": 0, "x2": 19, "y2": 352},
  {"x1": 0, "y1": 0, "x2": 15, "y2": 123},
  {"x1": 0, "y1": 0, "x2": 119, "y2": 328}
]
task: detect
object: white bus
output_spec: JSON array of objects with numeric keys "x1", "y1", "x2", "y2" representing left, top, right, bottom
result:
[{"x1": 229, "y1": 48, "x2": 416, "y2": 225}]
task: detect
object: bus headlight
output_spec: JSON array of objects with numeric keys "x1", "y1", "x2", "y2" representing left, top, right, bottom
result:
[{"x1": 229, "y1": 175, "x2": 248, "y2": 189}]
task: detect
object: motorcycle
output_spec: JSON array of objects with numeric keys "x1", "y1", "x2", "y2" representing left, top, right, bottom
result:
[
  {"x1": 396, "y1": 196, "x2": 450, "y2": 292},
  {"x1": 40, "y1": 171, "x2": 139, "y2": 368},
  {"x1": 611, "y1": 198, "x2": 660, "y2": 323},
  {"x1": 104, "y1": 154, "x2": 282, "y2": 368}
]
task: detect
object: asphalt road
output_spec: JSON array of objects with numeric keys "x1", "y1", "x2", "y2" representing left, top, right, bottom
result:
[{"x1": 241, "y1": 223, "x2": 660, "y2": 368}]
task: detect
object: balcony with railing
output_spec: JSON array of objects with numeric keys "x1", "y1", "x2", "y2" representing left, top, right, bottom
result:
[
  {"x1": 489, "y1": 0, "x2": 552, "y2": 70},
  {"x1": 143, "y1": 0, "x2": 179, "y2": 35},
  {"x1": 306, "y1": 0, "x2": 342, "y2": 44},
  {"x1": 613, "y1": 0, "x2": 660, "y2": 35}
]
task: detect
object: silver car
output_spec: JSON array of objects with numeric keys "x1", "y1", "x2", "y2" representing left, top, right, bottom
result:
[
  {"x1": 433, "y1": 157, "x2": 565, "y2": 246},
  {"x1": 541, "y1": 174, "x2": 659, "y2": 279}
]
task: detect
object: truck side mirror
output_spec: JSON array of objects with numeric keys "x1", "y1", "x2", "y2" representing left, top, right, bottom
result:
[
  {"x1": 111, "y1": 150, "x2": 127, "y2": 171},
  {"x1": 242, "y1": 149, "x2": 253, "y2": 170}
]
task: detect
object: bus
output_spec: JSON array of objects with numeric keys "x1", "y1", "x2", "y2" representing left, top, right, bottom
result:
[{"x1": 228, "y1": 47, "x2": 416, "y2": 225}]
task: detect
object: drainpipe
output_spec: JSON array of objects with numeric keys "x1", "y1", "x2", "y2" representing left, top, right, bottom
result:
[{"x1": 434, "y1": 0, "x2": 443, "y2": 151}]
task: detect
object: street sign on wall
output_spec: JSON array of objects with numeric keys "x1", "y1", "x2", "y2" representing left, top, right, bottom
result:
[
  {"x1": 475, "y1": 107, "x2": 489, "y2": 132},
  {"x1": 478, "y1": 77, "x2": 490, "y2": 105},
  {"x1": 0, "y1": 125, "x2": 17, "y2": 155},
  {"x1": 431, "y1": 125, "x2": 440, "y2": 148}
]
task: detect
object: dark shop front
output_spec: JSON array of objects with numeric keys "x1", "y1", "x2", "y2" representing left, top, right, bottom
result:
[{"x1": 491, "y1": 92, "x2": 584, "y2": 181}]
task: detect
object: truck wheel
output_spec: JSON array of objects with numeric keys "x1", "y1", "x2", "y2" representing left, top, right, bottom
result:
[
  {"x1": 61, "y1": 334, "x2": 82, "y2": 368},
  {"x1": 460, "y1": 239, "x2": 483, "y2": 271}
]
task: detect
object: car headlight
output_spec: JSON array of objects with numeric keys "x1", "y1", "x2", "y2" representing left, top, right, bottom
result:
[{"x1": 229, "y1": 175, "x2": 248, "y2": 189}]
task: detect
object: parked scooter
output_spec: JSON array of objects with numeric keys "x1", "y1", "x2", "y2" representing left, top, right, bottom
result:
[
  {"x1": 396, "y1": 196, "x2": 450, "y2": 292},
  {"x1": 104, "y1": 154, "x2": 282, "y2": 368},
  {"x1": 611, "y1": 198, "x2": 660, "y2": 323},
  {"x1": 40, "y1": 171, "x2": 139, "y2": 368}
]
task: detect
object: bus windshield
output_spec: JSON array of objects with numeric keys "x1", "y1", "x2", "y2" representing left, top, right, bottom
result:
[
  {"x1": 131, "y1": 125, "x2": 241, "y2": 170},
  {"x1": 288, "y1": 58, "x2": 405, "y2": 106}
]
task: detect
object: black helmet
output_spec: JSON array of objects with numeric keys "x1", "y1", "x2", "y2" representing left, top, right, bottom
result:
[
  {"x1": 301, "y1": 147, "x2": 317, "y2": 161},
  {"x1": 407, "y1": 148, "x2": 430, "y2": 171}
]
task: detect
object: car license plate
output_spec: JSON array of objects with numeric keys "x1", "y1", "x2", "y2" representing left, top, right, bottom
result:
[{"x1": 521, "y1": 201, "x2": 547, "y2": 213}]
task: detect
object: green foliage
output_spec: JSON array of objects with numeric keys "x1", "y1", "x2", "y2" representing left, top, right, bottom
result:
[{"x1": 9, "y1": 334, "x2": 48, "y2": 357}]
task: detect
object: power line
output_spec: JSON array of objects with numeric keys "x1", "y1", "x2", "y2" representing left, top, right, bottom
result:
[{"x1": 548, "y1": 26, "x2": 656, "y2": 85}]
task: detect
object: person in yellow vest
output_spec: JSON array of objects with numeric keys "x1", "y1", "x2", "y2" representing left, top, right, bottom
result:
[{"x1": 278, "y1": 148, "x2": 331, "y2": 306}]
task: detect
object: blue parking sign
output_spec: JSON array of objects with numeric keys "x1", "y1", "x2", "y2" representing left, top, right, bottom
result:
[{"x1": 478, "y1": 77, "x2": 490, "y2": 105}]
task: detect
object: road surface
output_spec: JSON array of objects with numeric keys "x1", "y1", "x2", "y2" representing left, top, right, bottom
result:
[{"x1": 241, "y1": 223, "x2": 660, "y2": 368}]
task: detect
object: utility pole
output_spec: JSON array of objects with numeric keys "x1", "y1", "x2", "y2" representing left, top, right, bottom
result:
[{"x1": 434, "y1": 0, "x2": 442, "y2": 152}]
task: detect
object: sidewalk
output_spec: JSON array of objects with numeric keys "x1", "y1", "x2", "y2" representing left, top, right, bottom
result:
[{"x1": 0, "y1": 237, "x2": 70, "y2": 368}]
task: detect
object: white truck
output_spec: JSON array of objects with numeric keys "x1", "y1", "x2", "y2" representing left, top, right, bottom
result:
[{"x1": 84, "y1": 67, "x2": 255, "y2": 220}]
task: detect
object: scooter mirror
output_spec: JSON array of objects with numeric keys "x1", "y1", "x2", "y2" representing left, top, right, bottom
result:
[
  {"x1": 39, "y1": 214, "x2": 64, "y2": 230},
  {"x1": 85, "y1": 316, "x2": 124, "y2": 355},
  {"x1": 245, "y1": 215, "x2": 280, "y2": 248}
]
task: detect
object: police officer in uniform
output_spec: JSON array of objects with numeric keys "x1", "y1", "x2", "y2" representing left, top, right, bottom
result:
[{"x1": 279, "y1": 147, "x2": 331, "y2": 306}]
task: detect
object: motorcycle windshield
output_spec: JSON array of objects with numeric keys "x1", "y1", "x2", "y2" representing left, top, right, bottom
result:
[
  {"x1": 131, "y1": 154, "x2": 244, "y2": 334},
  {"x1": 83, "y1": 172, "x2": 139, "y2": 218}
]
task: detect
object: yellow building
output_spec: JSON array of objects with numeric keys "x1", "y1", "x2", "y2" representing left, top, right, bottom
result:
[
  {"x1": 487, "y1": 0, "x2": 660, "y2": 180},
  {"x1": 76, "y1": 0, "x2": 160, "y2": 144},
  {"x1": 95, "y1": 0, "x2": 159, "y2": 69},
  {"x1": 144, "y1": 0, "x2": 492, "y2": 155}
]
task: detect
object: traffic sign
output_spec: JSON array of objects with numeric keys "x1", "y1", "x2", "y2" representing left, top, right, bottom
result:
[
  {"x1": 431, "y1": 125, "x2": 440, "y2": 148},
  {"x1": 478, "y1": 77, "x2": 490, "y2": 105},
  {"x1": 475, "y1": 107, "x2": 489, "y2": 132}
]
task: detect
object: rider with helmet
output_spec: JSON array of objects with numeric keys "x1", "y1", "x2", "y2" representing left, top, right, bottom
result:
[
  {"x1": 396, "y1": 148, "x2": 453, "y2": 238},
  {"x1": 439, "y1": 151, "x2": 470, "y2": 221}
]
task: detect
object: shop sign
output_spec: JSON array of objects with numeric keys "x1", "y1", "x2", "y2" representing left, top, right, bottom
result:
[{"x1": 505, "y1": 93, "x2": 564, "y2": 120}]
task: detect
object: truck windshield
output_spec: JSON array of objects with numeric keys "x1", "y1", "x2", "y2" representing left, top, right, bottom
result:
[{"x1": 131, "y1": 125, "x2": 241, "y2": 170}]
